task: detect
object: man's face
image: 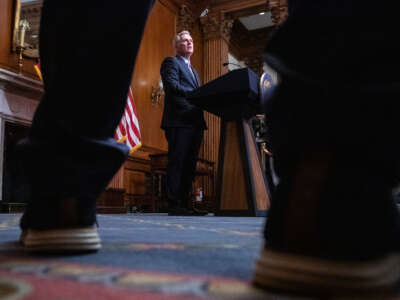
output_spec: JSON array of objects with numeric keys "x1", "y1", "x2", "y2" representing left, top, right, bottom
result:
[{"x1": 175, "y1": 33, "x2": 194, "y2": 57}]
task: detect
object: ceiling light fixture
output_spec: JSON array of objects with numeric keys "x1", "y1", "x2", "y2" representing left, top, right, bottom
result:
[{"x1": 259, "y1": 12, "x2": 265, "y2": 15}]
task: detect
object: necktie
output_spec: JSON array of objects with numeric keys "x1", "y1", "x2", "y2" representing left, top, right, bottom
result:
[{"x1": 187, "y1": 61, "x2": 195, "y2": 81}]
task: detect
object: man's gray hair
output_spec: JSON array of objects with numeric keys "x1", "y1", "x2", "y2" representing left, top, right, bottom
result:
[{"x1": 173, "y1": 30, "x2": 191, "y2": 47}]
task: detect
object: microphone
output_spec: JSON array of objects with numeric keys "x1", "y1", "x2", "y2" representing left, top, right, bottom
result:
[{"x1": 222, "y1": 62, "x2": 242, "y2": 68}]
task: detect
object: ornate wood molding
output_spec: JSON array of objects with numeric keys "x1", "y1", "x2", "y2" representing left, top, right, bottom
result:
[
  {"x1": 177, "y1": 4, "x2": 196, "y2": 32},
  {"x1": 200, "y1": 12, "x2": 234, "y2": 42},
  {"x1": 210, "y1": 0, "x2": 266, "y2": 13},
  {"x1": 172, "y1": 0, "x2": 212, "y2": 32},
  {"x1": 159, "y1": 0, "x2": 180, "y2": 14},
  {"x1": 267, "y1": 0, "x2": 288, "y2": 26},
  {"x1": 0, "y1": 67, "x2": 43, "y2": 100},
  {"x1": 229, "y1": 21, "x2": 273, "y2": 76},
  {"x1": 225, "y1": 4, "x2": 266, "y2": 19}
]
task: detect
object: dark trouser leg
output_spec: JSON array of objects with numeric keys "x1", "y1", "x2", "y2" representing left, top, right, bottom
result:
[
  {"x1": 264, "y1": 78, "x2": 400, "y2": 258},
  {"x1": 165, "y1": 127, "x2": 203, "y2": 209},
  {"x1": 165, "y1": 128, "x2": 180, "y2": 208},
  {"x1": 253, "y1": 76, "x2": 400, "y2": 295},
  {"x1": 19, "y1": 0, "x2": 154, "y2": 229},
  {"x1": 180, "y1": 129, "x2": 203, "y2": 206}
]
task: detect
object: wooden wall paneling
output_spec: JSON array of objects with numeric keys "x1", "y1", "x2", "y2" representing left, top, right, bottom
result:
[
  {"x1": 124, "y1": 170, "x2": 146, "y2": 195},
  {"x1": 108, "y1": 166, "x2": 124, "y2": 190},
  {"x1": 159, "y1": 0, "x2": 179, "y2": 15},
  {"x1": 105, "y1": 0, "x2": 179, "y2": 212},
  {"x1": 97, "y1": 166, "x2": 126, "y2": 213},
  {"x1": 97, "y1": 189, "x2": 126, "y2": 214},
  {"x1": 97, "y1": 163, "x2": 126, "y2": 213},
  {"x1": 131, "y1": 0, "x2": 176, "y2": 153},
  {"x1": 123, "y1": 157, "x2": 151, "y2": 212},
  {"x1": 0, "y1": 0, "x2": 13, "y2": 68}
]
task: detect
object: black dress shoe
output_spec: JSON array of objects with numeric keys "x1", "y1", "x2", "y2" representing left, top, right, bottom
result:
[
  {"x1": 168, "y1": 207, "x2": 191, "y2": 216},
  {"x1": 168, "y1": 207, "x2": 208, "y2": 216},
  {"x1": 191, "y1": 207, "x2": 208, "y2": 216}
]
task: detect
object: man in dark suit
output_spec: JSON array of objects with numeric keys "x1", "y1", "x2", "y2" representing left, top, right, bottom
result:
[{"x1": 160, "y1": 31, "x2": 207, "y2": 216}]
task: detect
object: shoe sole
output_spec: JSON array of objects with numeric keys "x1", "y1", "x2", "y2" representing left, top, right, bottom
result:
[
  {"x1": 253, "y1": 248, "x2": 400, "y2": 296},
  {"x1": 20, "y1": 227, "x2": 101, "y2": 253}
]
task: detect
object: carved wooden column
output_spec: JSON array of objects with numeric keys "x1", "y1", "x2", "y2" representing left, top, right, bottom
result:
[
  {"x1": 200, "y1": 12, "x2": 233, "y2": 210},
  {"x1": 229, "y1": 21, "x2": 271, "y2": 77},
  {"x1": 177, "y1": 2, "x2": 210, "y2": 32},
  {"x1": 268, "y1": 0, "x2": 288, "y2": 26},
  {"x1": 177, "y1": 5, "x2": 196, "y2": 32},
  {"x1": 201, "y1": 12, "x2": 233, "y2": 81}
]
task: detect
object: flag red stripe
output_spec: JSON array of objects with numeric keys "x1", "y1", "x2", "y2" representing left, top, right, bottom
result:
[
  {"x1": 114, "y1": 87, "x2": 141, "y2": 153},
  {"x1": 124, "y1": 111, "x2": 136, "y2": 148},
  {"x1": 119, "y1": 118, "x2": 127, "y2": 137},
  {"x1": 124, "y1": 92, "x2": 141, "y2": 146},
  {"x1": 127, "y1": 92, "x2": 141, "y2": 133},
  {"x1": 124, "y1": 99, "x2": 141, "y2": 141}
]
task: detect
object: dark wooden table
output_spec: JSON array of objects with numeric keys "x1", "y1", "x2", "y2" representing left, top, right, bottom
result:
[{"x1": 149, "y1": 153, "x2": 215, "y2": 212}]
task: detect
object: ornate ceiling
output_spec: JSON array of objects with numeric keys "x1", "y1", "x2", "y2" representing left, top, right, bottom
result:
[
  {"x1": 203, "y1": 0, "x2": 274, "y2": 75},
  {"x1": 171, "y1": 0, "x2": 268, "y2": 22},
  {"x1": 18, "y1": 0, "x2": 286, "y2": 75}
]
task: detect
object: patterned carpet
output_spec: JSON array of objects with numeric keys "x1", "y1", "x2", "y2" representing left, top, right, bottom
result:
[
  {"x1": 0, "y1": 257, "x2": 267, "y2": 300},
  {"x1": 0, "y1": 213, "x2": 271, "y2": 299},
  {"x1": 0, "y1": 214, "x2": 397, "y2": 300}
]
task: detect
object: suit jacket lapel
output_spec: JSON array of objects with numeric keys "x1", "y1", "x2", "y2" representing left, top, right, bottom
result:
[
  {"x1": 192, "y1": 67, "x2": 201, "y2": 88},
  {"x1": 177, "y1": 56, "x2": 197, "y2": 88}
]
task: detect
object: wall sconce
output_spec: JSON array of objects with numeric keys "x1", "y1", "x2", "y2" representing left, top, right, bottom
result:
[
  {"x1": 151, "y1": 79, "x2": 164, "y2": 106},
  {"x1": 15, "y1": 19, "x2": 30, "y2": 73}
]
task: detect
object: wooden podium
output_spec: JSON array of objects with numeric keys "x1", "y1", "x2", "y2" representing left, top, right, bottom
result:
[{"x1": 188, "y1": 68, "x2": 271, "y2": 216}]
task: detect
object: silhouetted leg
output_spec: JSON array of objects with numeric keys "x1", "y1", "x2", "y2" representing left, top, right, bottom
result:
[{"x1": 18, "y1": 0, "x2": 154, "y2": 252}]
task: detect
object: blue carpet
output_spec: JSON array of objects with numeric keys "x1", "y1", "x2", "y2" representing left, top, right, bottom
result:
[
  {"x1": 0, "y1": 214, "x2": 265, "y2": 280},
  {"x1": 0, "y1": 214, "x2": 390, "y2": 299}
]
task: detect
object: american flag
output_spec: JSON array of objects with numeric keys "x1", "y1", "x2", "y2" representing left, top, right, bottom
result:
[
  {"x1": 35, "y1": 61, "x2": 141, "y2": 154},
  {"x1": 114, "y1": 87, "x2": 142, "y2": 154},
  {"x1": 34, "y1": 60, "x2": 43, "y2": 81}
]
